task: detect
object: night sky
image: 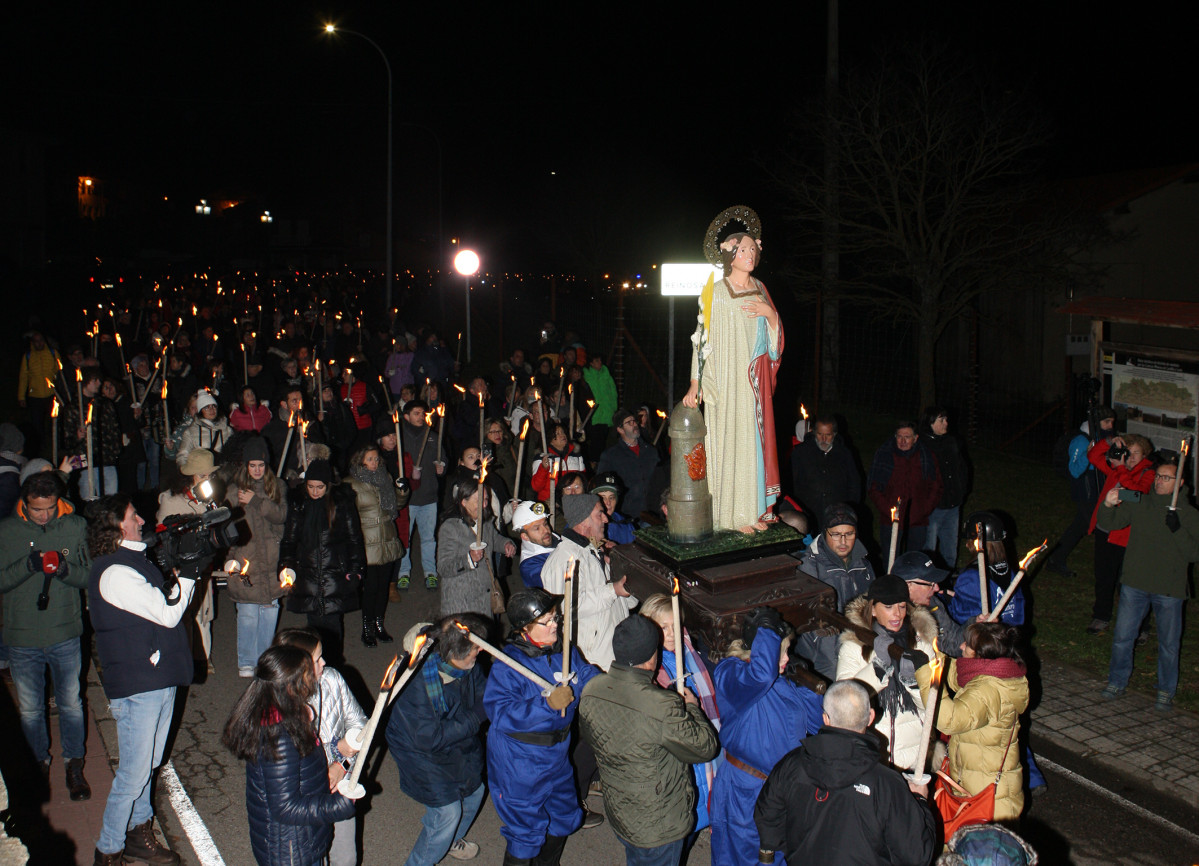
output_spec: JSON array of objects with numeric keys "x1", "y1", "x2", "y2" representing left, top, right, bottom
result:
[{"x1": 8, "y1": 2, "x2": 1193, "y2": 274}]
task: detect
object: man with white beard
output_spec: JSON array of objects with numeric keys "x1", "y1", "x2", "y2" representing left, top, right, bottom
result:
[{"x1": 791, "y1": 416, "x2": 862, "y2": 527}]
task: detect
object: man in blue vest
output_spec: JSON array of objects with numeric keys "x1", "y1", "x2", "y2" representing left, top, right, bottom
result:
[{"x1": 88, "y1": 494, "x2": 195, "y2": 866}]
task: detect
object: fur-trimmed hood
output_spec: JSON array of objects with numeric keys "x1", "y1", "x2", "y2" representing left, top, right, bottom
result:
[{"x1": 840, "y1": 595, "x2": 938, "y2": 651}]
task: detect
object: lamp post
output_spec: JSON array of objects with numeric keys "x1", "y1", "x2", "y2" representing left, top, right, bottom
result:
[
  {"x1": 454, "y1": 249, "x2": 480, "y2": 364},
  {"x1": 324, "y1": 23, "x2": 394, "y2": 310}
]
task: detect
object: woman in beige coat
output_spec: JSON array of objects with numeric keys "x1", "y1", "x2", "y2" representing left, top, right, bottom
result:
[
  {"x1": 937, "y1": 621, "x2": 1030, "y2": 822},
  {"x1": 346, "y1": 444, "x2": 403, "y2": 649}
]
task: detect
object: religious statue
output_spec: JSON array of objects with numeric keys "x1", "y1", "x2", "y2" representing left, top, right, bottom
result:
[{"x1": 682, "y1": 206, "x2": 783, "y2": 534}]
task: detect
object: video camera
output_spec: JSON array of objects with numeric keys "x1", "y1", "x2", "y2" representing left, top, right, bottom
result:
[{"x1": 144, "y1": 479, "x2": 241, "y2": 595}]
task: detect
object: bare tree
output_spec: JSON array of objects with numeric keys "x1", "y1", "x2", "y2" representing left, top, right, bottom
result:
[{"x1": 775, "y1": 38, "x2": 1106, "y2": 407}]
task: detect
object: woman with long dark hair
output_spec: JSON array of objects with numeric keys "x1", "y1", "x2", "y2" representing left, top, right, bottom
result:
[
  {"x1": 222, "y1": 645, "x2": 355, "y2": 866},
  {"x1": 435, "y1": 474, "x2": 515, "y2": 616},
  {"x1": 278, "y1": 459, "x2": 366, "y2": 665},
  {"x1": 936, "y1": 621, "x2": 1030, "y2": 822}
]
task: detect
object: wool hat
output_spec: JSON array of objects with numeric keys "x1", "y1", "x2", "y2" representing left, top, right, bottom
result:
[
  {"x1": 195, "y1": 390, "x2": 218, "y2": 412},
  {"x1": 612, "y1": 615, "x2": 660, "y2": 667},
  {"x1": 561, "y1": 492, "x2": 600, "y2": 529},
  {"x1": 611, "y1": 407, "x2": 635, "y2": 429},
  {"x1": 0, "y1": 422, "x2": 26, "y2": 454},
  {"x1": 822, "y1": 502, "x2": 857, "y2": 530},
  {"x1": 511, "y1": 500, "x2": 549, "y2": 532},
  {"x1": 892, "y1": 550, "x2": 949, "y2": 585},
  {"x1": 242, "y1": 437, "x2": 270, "y2": 465},
  {"x1": 179, "y1": 448, "x2": 215, "y2": 477},
  {"x1": 18, "y1": 458, "x2": 52, "y2": 484},
  {"x1": 306, "y1": 458, "x2": 333, "y2": 485},
  {"x1": 868, "y1": 573, "x2": 911, "y2": 605}
]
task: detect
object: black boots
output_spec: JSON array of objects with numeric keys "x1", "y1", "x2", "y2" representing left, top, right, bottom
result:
[
  {"x1": 124, "y1": 819, "x2": 180, "y2": 865},
  {"x1": 93, "y1": 850, "x2": 125, "y2": 865},
  {"x1": 375, "y1": 617, "x2": 394, "y2": 643},
  {"x1": 66, "y1": 757, "x2": 91, "y2": 800},
  {"x1": 362, "y1": 616, "x2": 377, "y2": 648},
  {"x1": 502, "y1": 851, "x2": 531, "y2": 866},
  {"x1": 531, "y1": 834, "x2": 568, "y2": 866}
]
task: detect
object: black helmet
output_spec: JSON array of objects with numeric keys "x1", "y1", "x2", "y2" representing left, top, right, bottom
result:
[
  {"x1": 507, "y1": 589, "x2": 564, "y2": 633},
  {"x1": 965, "y1": 511, "x2": 1006, "y2": 544}
]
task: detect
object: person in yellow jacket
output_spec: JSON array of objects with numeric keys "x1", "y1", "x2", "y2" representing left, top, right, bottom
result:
[
  {"x1": 936, "y1": 621, "x2": 1030, "y2": 822},
  {"x1": 17, "y1": 330, "x2": 62, "y2": 457}
]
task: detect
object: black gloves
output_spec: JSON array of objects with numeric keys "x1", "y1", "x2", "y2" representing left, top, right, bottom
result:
[{"x1": 743, "y1": 606, "x2": 789, "y2": 647}]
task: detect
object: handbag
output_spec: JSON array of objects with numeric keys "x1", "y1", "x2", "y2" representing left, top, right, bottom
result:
[
  {"x1": 934, "y1": 724, "x2": 1016, "y2": 838},
  {"x1": 483, "y1": 558, "x2": 506, "y2": 615}
]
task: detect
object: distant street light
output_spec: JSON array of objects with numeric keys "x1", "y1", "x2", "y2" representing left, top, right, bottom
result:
[
  {"x1": 454, "y1": 249, "x2": 480, "y2": 364},
  {"x1": 323, "y1": 23, "x2": 394, "y2": 310}
]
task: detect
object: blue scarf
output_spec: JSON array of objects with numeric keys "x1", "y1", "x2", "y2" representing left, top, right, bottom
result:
[{"x1": 422, "y1": 653, "x2": 469, "y2": 713}]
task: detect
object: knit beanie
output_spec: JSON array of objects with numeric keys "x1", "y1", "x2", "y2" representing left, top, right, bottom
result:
[
  {"x1": 562, "y1": 492, "x2": 599, "y2": 529},
  {"x1": 612, "y1": 615, "x2": 660, "y2": 667}
]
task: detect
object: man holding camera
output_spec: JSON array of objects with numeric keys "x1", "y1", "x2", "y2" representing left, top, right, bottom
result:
[
  {"x1": 0, "y1": 472, "x2": 92, "y2": 800},
  {"x1": 89, "y1": 494, "x2": 195, "y2": 866}
]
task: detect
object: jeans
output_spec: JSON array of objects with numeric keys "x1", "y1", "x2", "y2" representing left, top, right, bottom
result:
[
  {"x1": 98, "y1": 687, "x2": 176, "y2": 855},
  {"x1": 399, "y1": 503, "x2": 437, "y2": 577},
  {"x1": 924, "y1": 506, "x2": 961, "y2": 567},
  {"x1": 138, "y1": 436, "x2": 161, "y2": 490},
  {"x1": 8, "y1": 639, "x2": 86, "y2": 764},
  {"x1": 618, "y1": 835, "x2": 685, "y2": 866},
  {"x1": 404, "y1": 783, "x2": 485, "y2": 866},
  {"x1": 236, "y1": 602, "x2": 280, "y2": 671},
  {"x1": 1107, "y1": 585, "x2": 1185, "y2": 697},
  {"x1": 79, "y1": 464, "x2": 119, "y2": 501},
  {"x1": 330, "y1": 815, "x2": 357, "y2": 866}
]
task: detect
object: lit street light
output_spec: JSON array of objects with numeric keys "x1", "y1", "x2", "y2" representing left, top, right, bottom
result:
[
  {"x1": 454, "y1": 249, "x2": 480, "y2": 364},
  {"x1": 324, "y1": 23, "x2": 394, "y2": 310}
]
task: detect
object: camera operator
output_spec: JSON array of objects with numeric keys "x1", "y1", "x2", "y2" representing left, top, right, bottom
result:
[
  {"x1": 0, "y1": 471, "x2": 92, "y2": 801},
  {"x1": 88, "y1": 493, "x2": 193, "y2": 866},
  {"x1": 1048, "y1": 405, "x2": 1116, "y2": 578},
  {"x1": 1084, "y1": 431, "x2": 1155, "y2": 635}
]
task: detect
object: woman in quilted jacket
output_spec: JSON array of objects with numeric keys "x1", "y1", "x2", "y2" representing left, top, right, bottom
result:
[{"x1": 222, "y1": 644, "x2": 354, "y2": 866}]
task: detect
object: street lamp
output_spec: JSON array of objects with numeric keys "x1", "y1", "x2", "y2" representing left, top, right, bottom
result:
[
  {"x1": 454, "y1": 249, "x2": 480, "y2": 364},
  {"x1": 323, "y1": 23, "x2": 394, "y2": 310}
]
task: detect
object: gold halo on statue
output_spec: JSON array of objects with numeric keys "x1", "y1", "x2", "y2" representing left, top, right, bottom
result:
[{"x1": 703, "y1": 205, "x2": 762, "y2": 267}]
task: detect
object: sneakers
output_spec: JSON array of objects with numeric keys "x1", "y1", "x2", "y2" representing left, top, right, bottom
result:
[
  {"x1": 1086, "y1": 618, "x2": 1109, "y2": 635},
  {"x1": 587, "y1": 779, "x2": 604, "y2": 798},
  {"x1": 448, "y1": 839, "x2": 480, "y2": 860},
  {"x1": 581, "y1": 809, "x2": 605, "y2": 829},
  {"x1": 1154, "y1": 691, "x2": 1174, "y2": 712},
  {"x1": 1100, "y1": 684, "x2": 1125, "y2": 700},
  {"x1": 1135, "y1": 630, "x2": 1150, "y2": 647},
  {"x1": 397, "y1": 574, "x2": 411, "y2": 591},
  {"x1": 425, "y1": 573, "x2": 439, "y2": 591},
  {"x1": 238, "y1": 667, "x2": 255, "y2": 678}
]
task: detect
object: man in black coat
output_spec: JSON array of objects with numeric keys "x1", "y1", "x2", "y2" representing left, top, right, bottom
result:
[
  {"x1": 791, "y1": 416, "x2": 862, "y2": 527},
  {"x1": 755, "y1": 680, "x2": 936, "y2": 866}
]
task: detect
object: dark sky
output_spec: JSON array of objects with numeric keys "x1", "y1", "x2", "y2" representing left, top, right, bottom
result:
[{"x1": 8, "y1": 3, "x2": 1194, "y2": 274}]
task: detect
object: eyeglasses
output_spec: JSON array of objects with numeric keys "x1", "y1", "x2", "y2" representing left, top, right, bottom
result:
[
  {"x1": 907, "y1": 580, "x2": 937, "y2": 588},
  {"x1": 1155, "y1": 474, "x2": 1177, "y2": 482},
  {"x1": 532, "y1": 614, "x2": 561, "y2": 628},
  {"x1": 827, "y1": 531, "x2": 856, "y2": 541}
]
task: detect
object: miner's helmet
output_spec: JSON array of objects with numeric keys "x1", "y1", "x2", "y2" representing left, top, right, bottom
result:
[
  {"x1": 507, "y1": 588, "x2": 564, "y2": 633},
  {"x1": 965, "y1": 510, "x2": 1007, "y2": 544}
]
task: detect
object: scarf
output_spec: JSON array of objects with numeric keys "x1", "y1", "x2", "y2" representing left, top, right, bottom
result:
[
  {"x1": 352, "y1": 463, "x2": 397, "y2": 519},
  {"x1": 422, "y1": 653, "x2": 470, "y2": 713},
  {"x1": 955, "y1": 656, "x2": 1027, "y2": 689},
  {"x1": 871, "y1": 622, "x2": 924, "y2": 722}
]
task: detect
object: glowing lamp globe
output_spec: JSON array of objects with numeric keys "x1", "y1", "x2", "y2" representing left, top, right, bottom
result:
[{"x1": 454, "y1": 250, "x2": 480, "y2": 277}]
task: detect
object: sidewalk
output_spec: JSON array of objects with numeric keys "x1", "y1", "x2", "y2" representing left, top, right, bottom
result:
[{"x1": 1032, "y1": 659, "x2": 1199, "y2": 811}]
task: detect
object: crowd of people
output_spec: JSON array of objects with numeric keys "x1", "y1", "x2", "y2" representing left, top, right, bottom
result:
[{"x1": 3, "y1": 282, "x2": 1195, "y2": 866}]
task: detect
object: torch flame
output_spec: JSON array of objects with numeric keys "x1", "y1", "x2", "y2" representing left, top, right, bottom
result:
[
  {"x1": 890, "y1": 506, "x2": 898, "y2": 523},
  {"x1": 586, "y1": 400, "x2": 595, "y2": 409},
  {"x1": 801, "y1": 403, "x2": 808, "y2": 420},
  {"x1": 478, "y1": 392, "x2": 485, "y2": 407},
  {"x1": 1019, "y1": 540, "x2": 1049, "y2": 571},
  {"x1": 288, "y1": 410, "x2": 296, "y2": 429},
  {"x1": 656, "y1": 409, "x2": 667, "y2": 420},
  {"x1": 424, "y1": 410, "x2": 434, "y2": 426},
  {"x1": 45, "y1": 377, "x2": 54, "y2": 390},
  {"x1": 280, "y1": 569, "x2": 295, "y2": 587},
  {"x1": 161, "y1": 380, "x2": 168, "y2": 399},
  {"x1": 478, "y1": 456, "x2": 489, "y2": 484},
  {"x1": 242, "y1": 558, "x2": 250, "y2": 573},
  {"x1": 85, "y1": 403, "x2": 93, "y2": 425},
  {"x1": 929, "y1": 636, "x2": 944, "y2": 686},
  {"x1": 115, "y1": 333, "x2": 122, "y2": 347},
  {"x1": 381, "y1": 655, "x2": 401, "y2": 689},
  {"x1": 300, "y1": 419, "x2": 310, "y2": 438},
  {"x1": 453, "y1": 384, "x2": 466, "y2": 394},
  {"x1": 671, "y1": 575, "x2": 680, "y2": 595},
  {"x1": 520, "y1": 418, "x2": 530, "y2": 440},
  {"x1": 75, "y1": 368, "x2": 82, "y2": 382},
  {"x1": 437, "y1": 404, "x2": 445, "y2": 418},
  {"x1": 452, "y1": 620, "x2": 470, "y2": 635},
  {"x1": 407, "y1": 633, "x2": 429, "y2": 669},
  {"x1": 51, "y1": 398, "x2": 59, "y2": 418}
]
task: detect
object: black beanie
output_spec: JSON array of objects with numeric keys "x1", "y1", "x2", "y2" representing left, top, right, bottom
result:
[
  {"x1": 612, "y1": 615, "x2": 660, "y2": 667},
  {"x1": 242, "y1": 436, "x2": 269, "y2": 466},
  {"x1": 306, "y1": 458, "x2": 333, "y2": 485},
  {"x1": 868, "y1": 574, "x2": 910, "y2": 605}
]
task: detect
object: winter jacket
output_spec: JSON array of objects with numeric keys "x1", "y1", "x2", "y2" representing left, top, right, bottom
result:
[
  {"x1": 837, "y1": 597, "x2": 937, "y2": 771},
  {"x1": 176, "y1": 415, "x2": 232, "y2": 466},
  {"x1": 313, "y1": 667, "x2": 367, "y2": 767},
  {"x1": 799, "y1": 534, "x2": 875, "y2": 611},
  {"x1": 579, "y1": 663, "x2": 719, "y2": 848},
  {"x1": 230, "y1": 404, "x2": 273, "y2": 434},
  {"x1": 385, "y1": 652, "x2": 487, "y2": 807},
  {"x1": 866, "y1": 440, "x2": 942, "y2": 528},
  {"x1": 17, "y1": 344, "x2": 61, "y2": 401},
  {"x1": 922, "y1": 429, "x2": 968, "y2": 509},
  {"x1": 0, "y1": 451, "x2": 25, "y2": 518},
  {"x1": 64, "y1": 395, "x2": 121, "y2": 467},
  {"x1": 224, "y1": 479, "x2": 288, "y2": 605},
  {"x1": 1067, "y1": 425, "x2": 1102, "y2": 503},
  {"x1": 346, "y1": 479, "x2": 403, "y2": 566},
  {"x1": 596, "y1": 436, "x2": 660, "y2": 520},
  {"x1": 790, "y1": 438, "x2": 862, "y2": 520},
  {"x1": 582, "y1": 365, "x2": 618, "y2": 427},
  {"x1": 0, "y1": 499, "x2": 91, "y2": 648},
  {"x1": 937, "y1": 657, "x2": 1029, "y2": 821},
  {"x1": 436, "y1": 516, "x2": 509, "y2": 616},
  {"x1": 400, "y1": 420, "x2": 444, "y2": 507},
  {"x1": 279, "y1": 485, "x2": 366, "y2": 616},
  {"x1": 529, "y1": 444, "x2": 586, "y2": 501},
  {"x1": 542, "y1": 531, "x2": 636, "y2": 670},
  {"x1": 244, "y1": 729, "x2": 356, "y2": 866},
  {"x1": 1087, "y1": 440, "x2": 1155, "y2": 544},
  {"x1": 1097, "y1": 485, "x2": 1199, "y2": 598},
  {"x1": 754, "y1": 726, "x2": 936, "y2": 866}
]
